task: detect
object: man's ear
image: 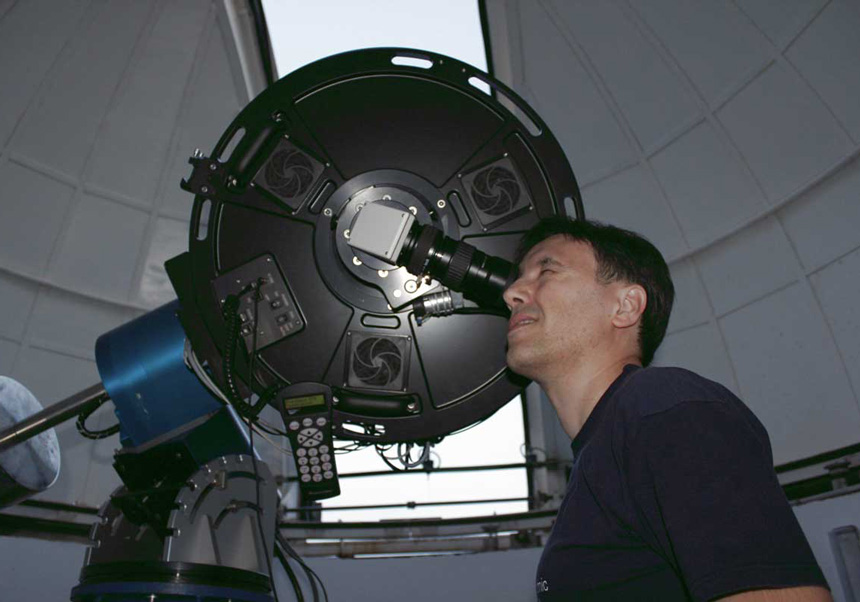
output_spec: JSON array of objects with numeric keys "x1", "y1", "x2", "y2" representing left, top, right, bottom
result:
[{"x1": 612, "y1": 284, "x2": 646, "y2": 330}]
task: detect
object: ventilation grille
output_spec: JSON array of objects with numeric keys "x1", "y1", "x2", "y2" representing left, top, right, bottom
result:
[
  {"x1": 253, "y1": 139, "x2": 323, "y2": 210},
  {"x1": 346, "y1": 334, "x2": 410, "y2": 392},
  {"x1": 470, "y1": 166, "x2": 520, "y2": 215},
  {"x1": 461, "y1": 157, "x2": 531, "y2": 228}
]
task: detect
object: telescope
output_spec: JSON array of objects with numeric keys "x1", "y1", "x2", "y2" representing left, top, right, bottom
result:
[{"x1": 0, "y1": 48, "x2": 582, "y2": 601}]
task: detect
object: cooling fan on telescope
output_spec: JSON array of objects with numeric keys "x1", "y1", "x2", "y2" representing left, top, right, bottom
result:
[
  {"x1": 462, "y1": 156, "x2": 532, "y2": 229},
  {"x1": 253, "y1": 139, "x2": 324, "y2": 210},
  {"x1": 347, "y1": 334, "x2": 410, "y2": 392},
  {"x1": 471, "y1": 166, "x2": 520, "y2": 215}
]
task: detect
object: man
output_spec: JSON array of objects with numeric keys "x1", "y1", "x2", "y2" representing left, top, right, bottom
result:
[{"x1": 503, "y1": 217, "x2": 830, "y2": 601}]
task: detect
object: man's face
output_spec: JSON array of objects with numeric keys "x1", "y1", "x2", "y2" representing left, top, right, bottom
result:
[{"x1": 503, "y1": 235, "x2": 618, "y2": 380}]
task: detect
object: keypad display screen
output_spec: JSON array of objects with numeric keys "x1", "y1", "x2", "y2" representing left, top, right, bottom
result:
[{"x1": 283, "y1": 394, "x2": 326, "y2": 410}]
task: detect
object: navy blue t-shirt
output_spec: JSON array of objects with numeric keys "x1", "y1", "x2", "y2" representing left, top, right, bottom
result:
[{"x1": 536, "y1": 365, "x2": 827, "y2": 601}]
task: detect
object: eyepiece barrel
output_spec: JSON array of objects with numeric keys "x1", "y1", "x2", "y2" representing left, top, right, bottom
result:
[{"x1": 398, "y1": 223, "x2": 515, "y2": 311}]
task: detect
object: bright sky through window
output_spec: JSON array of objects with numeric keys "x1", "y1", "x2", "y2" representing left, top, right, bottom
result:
[
  {"x1": 261, "y1": 0, "x2": 528, "y2": 521},
  {"x1": 262, "y1": 0, "x2": 488, "y2": 77}
]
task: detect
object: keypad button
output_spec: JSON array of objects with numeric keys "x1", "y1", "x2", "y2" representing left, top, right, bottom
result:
[
  {"x1": 308, "y1": 448, "x2": 318, "y2": 457},
  {"x1": 316, "y1": 417, "x2": 327, "y2": 427},
  {"x1": 301, "y1": 474, "x2": 311, "y2": 482},
  {"x1": 297, "y1": 434, "x2": 307, "y2": 444},
  {"x1": 305, "y1": 438, "x2": 320, "y2": 447},
  {"x1": 310, "y1": 457, "x2": 319, "y2": 465},
  {"x1": 312, "y1": 474, "x2": 322, "y2": 482},
  {"x1": 302, "y1": 418, "x2": 313, "y2": 427},
  {"x1": 299, "y1": 466, "x2": 309, "y2": 474},
  {"x1": 320, "y1": 454, "x2": 330, "y2": 463},
  {"x1": 319, "y1": 445, "x2": 329, "y2": 454},
  {"x1": 296, "y1": 448, "x2": 307, "y2": 457},
  {"x1": 311, "y1": 431, "x2": 323, "y2": 442},
  {"x1": 297, "y1": 457, "x2": 308, "y2": 466},
  {"x1": 322, "y1": 462, "x2": 332, "y2": 471},
  {"x1": 289, "y1": 421, "x2": 300, "y2": 431},
  {"x1": 311, "y1": 465, "x2": 321, "y2": 474},
  {"x1": 324, "y1": 471, "x2": 333, "y2": 480}
]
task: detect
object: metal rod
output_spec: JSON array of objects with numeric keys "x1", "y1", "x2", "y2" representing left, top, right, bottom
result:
[
  {"x1": 280, "y1": 460, "x2": 569, "y2": 482},
  {"x1": 0, "y1": 383, "x2": 107, "y2": 453},
  {"x1": 291, "y1": 496, "x2": 530, "y2": 513}
]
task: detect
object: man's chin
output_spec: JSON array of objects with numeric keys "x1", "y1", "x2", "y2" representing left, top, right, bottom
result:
[{"x1": 505, "y1": 349, "x2": 541, "y2": 381}]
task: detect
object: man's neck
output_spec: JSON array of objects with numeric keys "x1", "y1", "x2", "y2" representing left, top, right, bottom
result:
[{"x1": 539, "y1": 354, "x2": 640, "y2": 439}]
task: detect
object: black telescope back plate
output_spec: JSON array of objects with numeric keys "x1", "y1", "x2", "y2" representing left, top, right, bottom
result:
[{"x1": 182, "y1": 48, "x2": 582, "y2": 443}]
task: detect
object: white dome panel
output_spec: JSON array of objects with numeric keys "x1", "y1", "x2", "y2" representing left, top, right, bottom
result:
[
  {"x1": 810, "y1": 248, "x2": 860, "y2": 399},
  {"x1": 787, "y1": 0, "x2": 860, "y2": 141},
  {"x1": 582, "y1": 165, "x2": 687, "y2": 260},
  {"x1": 47, "y1": 194, "x2": 149, "y2": 299},
  {"x1": 779, "y1": 154, "x2": 860, "y2": 272},
  {"x1": 11, "y1": 347, "x2": 98, "y2": 417},
  {"x1": 719, "y1": 284, "x2": 860, "y2": 463},
  {"x1": 0, "y1": 0, "x2": 85, "y2": 144},
  {"x1": 650, "y1": 121, "x2": 764, "y2": 246},
  {"x1": 653, "y1": 322, "x2": 738, "y2": 396},
  {"x1": 28, "y1": 289, "x2": 131, "y2": 359},
  {"x1": 547, "y1": 0, "x2": 700, "y2": 152},
  {"x1": 161, "y1": 26, "x2": 244, "y2": 219},
  {"x1": 0, "y1": 161, "x2": 73, "y2": 273},
  {"x1": 695, "y1": 217, "x2": 799, "y2": 315},
  {"x1": 86, "y1": 3, "x2": 211, "y2": 204},
  {"x1": 137, "y1": 217, "x2": 187, "y2": 308},
  {"x1": 632, "y1": 0, "x2": 771, "y2": 105},
  {"x1": 717, "y1": 62, "x2": 853, "y2": 201},
  {"x1": 665, "y1": 259, "x2": 711, "y2": 334},
  {"x1": 0, "y1": 273, "x2": 38, "y2": 341},
  {"x1": 9, "y1": 1, "x2": 151, "y2": 181},
  {"x1": 519, "y1": 2, "x2": 635, "y2": 183},
  {"x1": 0, "y1": 340, "x2": 17, "y2": 375},
  {"x1": 735, "y1": 0, "x2": 827, "y2": 48}
]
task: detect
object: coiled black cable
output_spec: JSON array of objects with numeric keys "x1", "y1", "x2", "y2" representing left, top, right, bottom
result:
[{"x1": 75, "y1": 395, "x2": 120, "y2": 440}]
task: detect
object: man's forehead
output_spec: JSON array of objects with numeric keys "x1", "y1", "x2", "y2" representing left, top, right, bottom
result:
[{"x1": 520, "y1": 234, "x2": 592, "y2": 266}]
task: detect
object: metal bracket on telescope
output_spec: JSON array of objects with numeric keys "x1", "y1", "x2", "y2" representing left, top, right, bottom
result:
[{"x1": 348, "y1": 203, "x2": 416, "y2": 266}]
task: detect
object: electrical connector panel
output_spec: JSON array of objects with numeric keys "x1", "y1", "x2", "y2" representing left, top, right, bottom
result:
[{"x1": 212, "y1": 254, "x2": 305, "y2": 351}]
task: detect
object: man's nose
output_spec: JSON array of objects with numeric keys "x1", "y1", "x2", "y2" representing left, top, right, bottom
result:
[{"x1": 503, "y1": 277, "x2": 528, "y2": 308}]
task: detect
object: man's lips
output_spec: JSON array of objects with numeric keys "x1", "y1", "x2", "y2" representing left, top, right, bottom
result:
[{"x1": 508, "y1": 314, "x2": 537, "y2": 333}]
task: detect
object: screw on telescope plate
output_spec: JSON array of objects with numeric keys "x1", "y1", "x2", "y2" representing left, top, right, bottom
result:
[
  {"x1": 437, "y1": 199, "x2": 446, "y2": 209},
  {"x1": 209, "y1": 163, "x2": 217, "y2": 171},
  {"x1": 393, "y1": 289, "x2": 401, "y2": 298},
  {"x1": 407, "y1": 402, "x2": 418, "y2": 413},
  {"x1": 409, "y1": 206, "x2": 418, "y2": 215},
  {"x1": 383, "y1": 194, "x2": 392, "y2": 200},
  {"x1": 332, "y1": 396, "x2": 339, "y2": 405},
  {"x1": 352, "y1": 257, "x2": 362, "y2": 266},
  {"x1": 344, "y1": 229, "x2": 350, "y2": 239},
  {"x1": 378, "y1": 270, "x2": 388, "y2": 278},
  {"x1": 200, "y1": 186, "x2": 209, "y2": 194},
  {"x1": 404, "y1": 280, "x2": 418, "y2": 293},
  {"x1": 356, "y1": 203, "x2": 365, "y2": 212},
  {"x1": 323, "y1": 208, "x2": 333, "y2": 217}
]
